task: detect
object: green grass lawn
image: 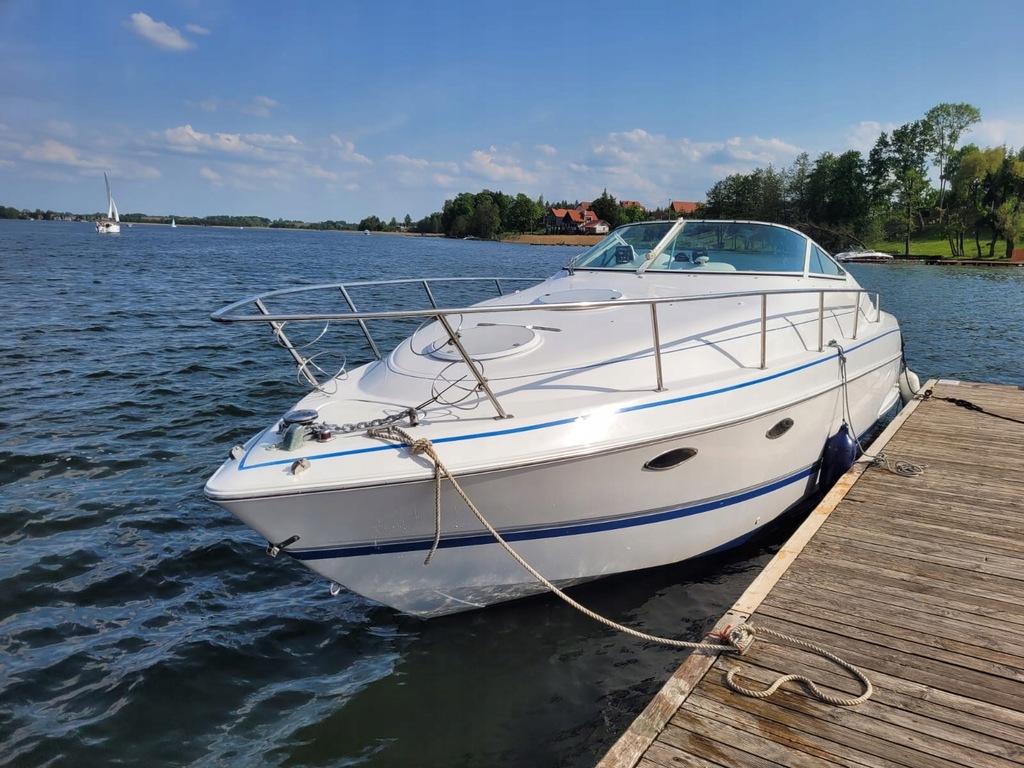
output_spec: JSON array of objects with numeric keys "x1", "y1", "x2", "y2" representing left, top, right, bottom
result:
[{"x1": 872, "y1": 225, "x2": 1013, "y2": 259}]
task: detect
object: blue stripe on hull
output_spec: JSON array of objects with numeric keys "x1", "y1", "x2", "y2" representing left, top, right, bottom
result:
[{"x1": 289, "y1": 463, "x2": 820, "y2": 561}]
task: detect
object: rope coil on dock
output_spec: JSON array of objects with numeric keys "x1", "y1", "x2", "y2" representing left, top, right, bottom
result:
[
  {"x1": 721, "y1": 624, "x2": 873, "y2": 706},
  {"x1": 366, "y1": 425, "x2": 875, "y2": 706}
]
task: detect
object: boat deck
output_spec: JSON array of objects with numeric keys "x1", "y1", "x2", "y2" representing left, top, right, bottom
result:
[{"x1": 598, "y1": 379, "x2": 1024, "y2": 767}]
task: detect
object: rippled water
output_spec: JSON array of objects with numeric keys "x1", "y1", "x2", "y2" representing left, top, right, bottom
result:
[{"x1": 2, "y1": 220, "x2": 1022, "y2": 767}]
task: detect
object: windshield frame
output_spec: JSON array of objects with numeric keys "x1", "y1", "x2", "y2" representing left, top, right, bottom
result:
[{"x1": 566, "y1": 220, "x2": 847, "y2": 279}]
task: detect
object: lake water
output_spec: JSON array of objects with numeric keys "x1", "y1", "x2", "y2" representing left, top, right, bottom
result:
[{"x1": 2, "y1": 219, "x2": 1022, "y2": 767}]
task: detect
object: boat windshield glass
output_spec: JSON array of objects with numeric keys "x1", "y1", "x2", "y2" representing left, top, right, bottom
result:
[
  {"x1": 567, "y1": 220, "x2": 837, "y2": 275},
  {"x1": 645, "y1": 221, "x2": 809, "y2": 273},
  {"x1": 569, "y1": 222, "x2": 675, "y2": 271}
]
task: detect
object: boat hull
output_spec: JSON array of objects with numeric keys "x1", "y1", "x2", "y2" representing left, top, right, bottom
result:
[{"x1": 213, "y1": 360, "x2": 900, "y2": 616}]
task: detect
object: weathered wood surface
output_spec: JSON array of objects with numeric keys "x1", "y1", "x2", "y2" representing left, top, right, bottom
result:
[{"x1": 599, "y1": 381, "x2": 1024, "y2": 767}]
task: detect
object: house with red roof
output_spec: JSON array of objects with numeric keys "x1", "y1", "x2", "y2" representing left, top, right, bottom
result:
[
  {"x1": 670, "y1": 201, "x2": 699, "y2": 217},
  {"x1": 546, "y1": 204, "x2": 609, "y2": 234}
]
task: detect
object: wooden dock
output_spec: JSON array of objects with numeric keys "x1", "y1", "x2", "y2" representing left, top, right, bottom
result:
[{"x1": 599, "y1": 380, "x2": 1024, "y2": 768}]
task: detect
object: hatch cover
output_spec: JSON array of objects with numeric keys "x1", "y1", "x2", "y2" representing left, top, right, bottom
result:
[
  {"x1": 535, "y1": 288, "x2": 622, "y2": 306},
  {"x1": 429, "y1": 324, "x2": 541, "y2": 361}
]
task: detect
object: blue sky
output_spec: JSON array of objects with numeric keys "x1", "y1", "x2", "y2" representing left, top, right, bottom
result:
[{"x1": 3, "y1": 0, "x2": 1023, "y2": 222}]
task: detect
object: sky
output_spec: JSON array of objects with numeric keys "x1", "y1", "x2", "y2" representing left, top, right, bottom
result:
[{"x1": 3, "y1": 0, "x2": 1024, "y2": 223}]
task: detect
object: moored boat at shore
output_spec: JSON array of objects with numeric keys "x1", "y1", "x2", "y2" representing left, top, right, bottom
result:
[
  {"x1": 205, "y1": 219, "x2": 912, "y2": 617},
  {"x1": 834, "y1": 246, "x2": 893, "y2": 263}
]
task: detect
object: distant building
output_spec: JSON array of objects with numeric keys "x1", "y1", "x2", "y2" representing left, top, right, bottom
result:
[
  {"x1": 669, "y1": 201, "x2": 699, "y2": 217},
  {"x1": 545, "y1": 204, "x2": 608, "y2": 235}
]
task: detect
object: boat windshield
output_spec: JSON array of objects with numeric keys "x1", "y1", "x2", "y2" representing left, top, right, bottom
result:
[
  {"x1": 569, "y1": 220, "x2": 844, "y2": 276},
  {"x1": 569, "y1": 222, "x2": 676, "y2": 270}
]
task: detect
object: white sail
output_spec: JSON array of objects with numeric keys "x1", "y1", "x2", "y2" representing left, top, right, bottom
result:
[
  {"x1": 105, "y1": 173, "x2": 119, "y2": 222},
  {"x1": 97, "y1": 174, "x2": 121, "y2": 233}
]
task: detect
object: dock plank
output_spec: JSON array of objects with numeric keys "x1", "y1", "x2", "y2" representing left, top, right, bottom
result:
[{"x1": 598, "y1": 381, "x2": 1024, "y2": 768}]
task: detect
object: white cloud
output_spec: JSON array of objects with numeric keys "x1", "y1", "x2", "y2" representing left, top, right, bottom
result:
[
  {"x1": 383, "y1": 153, "x2": 460, "y2": 186},
  {"x1": 968, "y1": 118, "x2": 1024, "y2": 148},
  {"x1": 161, "y1": 124, "x2": 302, "y2": 159},
  {"x1": 46, "y1": 121, "x2": 77, "y2": 140},
  {"x1": 844, "y1": 121, "x2": 891, "y2": 153},
  {"x1": 330, "y1": 135, "x2": 372, "y2": 165},
  {"x1": 186, "y1": 23, "x2": 211, "y2": 36},
  {"x1": 241, "y1": 96, "x2": 279, "y2": 118},
  {"x1": 301, "y1": 163, "x2": 339, "y2": 181},
  {"x1": 125, "y1": 13, "x2": 196, "y2": 52},
  {"x1": 464, "y1": 147, "x2": 538, "y2": 184},
  {"x1": 22, "y1": 139, "x2": 103, "y2": 168}
]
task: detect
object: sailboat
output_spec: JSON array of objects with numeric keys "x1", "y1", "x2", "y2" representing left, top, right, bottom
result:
[
  {"x1": 96, "y1": 173, "x2": 120, "y2": 234},
  {"x1": 171, "y1": 218, "x2": 177, "y2": 228}
]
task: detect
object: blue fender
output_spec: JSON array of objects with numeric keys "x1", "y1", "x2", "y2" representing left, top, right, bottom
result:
[{"x1": 820, "y1": 423, "x2": 858, "y2": 490}]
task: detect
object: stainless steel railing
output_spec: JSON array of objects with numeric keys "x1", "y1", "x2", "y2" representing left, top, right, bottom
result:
[{"x1": 212, "y1": 277, "x2": 883, "y2": 420}]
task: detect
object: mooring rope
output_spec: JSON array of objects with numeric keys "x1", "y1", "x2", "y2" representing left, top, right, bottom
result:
[
  {"x1": 723, "y1": 624, "x2": 873, "y2": 706},
  {"x1": 366, "y1": 425, "x2": 873, "y2": 706},
  {"x1": 859, "y1": 452, "x2": 926, "y2": 477},
  {"x1": 924, "y1": 391, "x2": 1024, "y2": 425},
  {"x1": 831, "y1": 341, "x2": 926, "y2": 478}
]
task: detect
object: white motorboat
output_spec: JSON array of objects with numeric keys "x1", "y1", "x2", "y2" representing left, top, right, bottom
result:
[
  {"x1": 96, "y1": 173, "x2": 120, "y2": 234},
  {"x1": 206, "y1": 220, "x2": 911, "y2": 617},
  {"x1": 834, "y1": 246, "x2": 893, "y2": 263}
]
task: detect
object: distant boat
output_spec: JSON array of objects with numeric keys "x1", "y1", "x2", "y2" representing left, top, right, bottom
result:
[
  {"x1": 834, "y1": 247, "x2": 893, "y2": 264},
  {"x1": 171, "y1": 218, "x2": 177, "y2": 228},
  {"x1": 96, "y1": 173, "x2": 120, "y2": 234}
]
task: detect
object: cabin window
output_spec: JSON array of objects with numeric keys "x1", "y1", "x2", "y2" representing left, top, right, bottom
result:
[{"x1": 809, "y1": 244, "x2": 844, "y2": 276}]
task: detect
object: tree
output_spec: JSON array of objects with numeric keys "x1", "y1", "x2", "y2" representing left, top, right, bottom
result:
[
  {"x1": 924, "y1": 102, "x2": 981, "y2": 211},
  {"x1": 782, "y1": 152, "x2": 812, "y2": 223},
  {"x1": 868, "y1": 120, "x2": 936, "y2": 255},
  {"x1": 589, "y1": 190, "x2": 623, "y2": 229},
  {"x1": 994, "y1": 198, "x2": 1024, "y2": 257},
  {"x1": 988, "y1": 149, "x2": 1024, "y2": 257},
  {"x1": 508, "y1": 193, "x2": 540, "y2": 233},
  {"x1": 703, "y1": 167, "x2": 785, "y2": 223},
  {"x1": 470, "y1": 196, "x2": 501, "y2": 239},
  {"x1": 414, "y1": 212, "x2": 443, "y2": 234},
  {"x1": 801, "y1": 150, "x2": 872, "y2": 249},
  {"x1": 441, "y1": 192, "x2": 476, "y2": 235},
  {"x1": 619, "y1": 201, "x2": 649, "y2": 224},
  {"x1": 357, "y1": 214, "x2": 384, "y2": 231},
  {"x1": 949, "y1": 145, "x2": 1003, "y2": 257}
]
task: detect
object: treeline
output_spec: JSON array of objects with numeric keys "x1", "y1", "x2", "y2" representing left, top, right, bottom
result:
[
  {"x1": 704, "y1": 103, "x2": 1024, "y2": 256},
  {"x1": 393, "y1": 189, "x2": 672, "y2": 239},
  {"x1": 119, "y1": 214, "x2": 363, "y2": 230}
]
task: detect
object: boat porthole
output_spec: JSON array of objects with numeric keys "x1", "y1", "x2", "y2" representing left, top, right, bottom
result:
[
  {"x1": 766, "y1": 418, "x2": 794, "y2": 440},
  {"x1": 644, "y1": 447, "x2": 697, "y2": 471}
]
